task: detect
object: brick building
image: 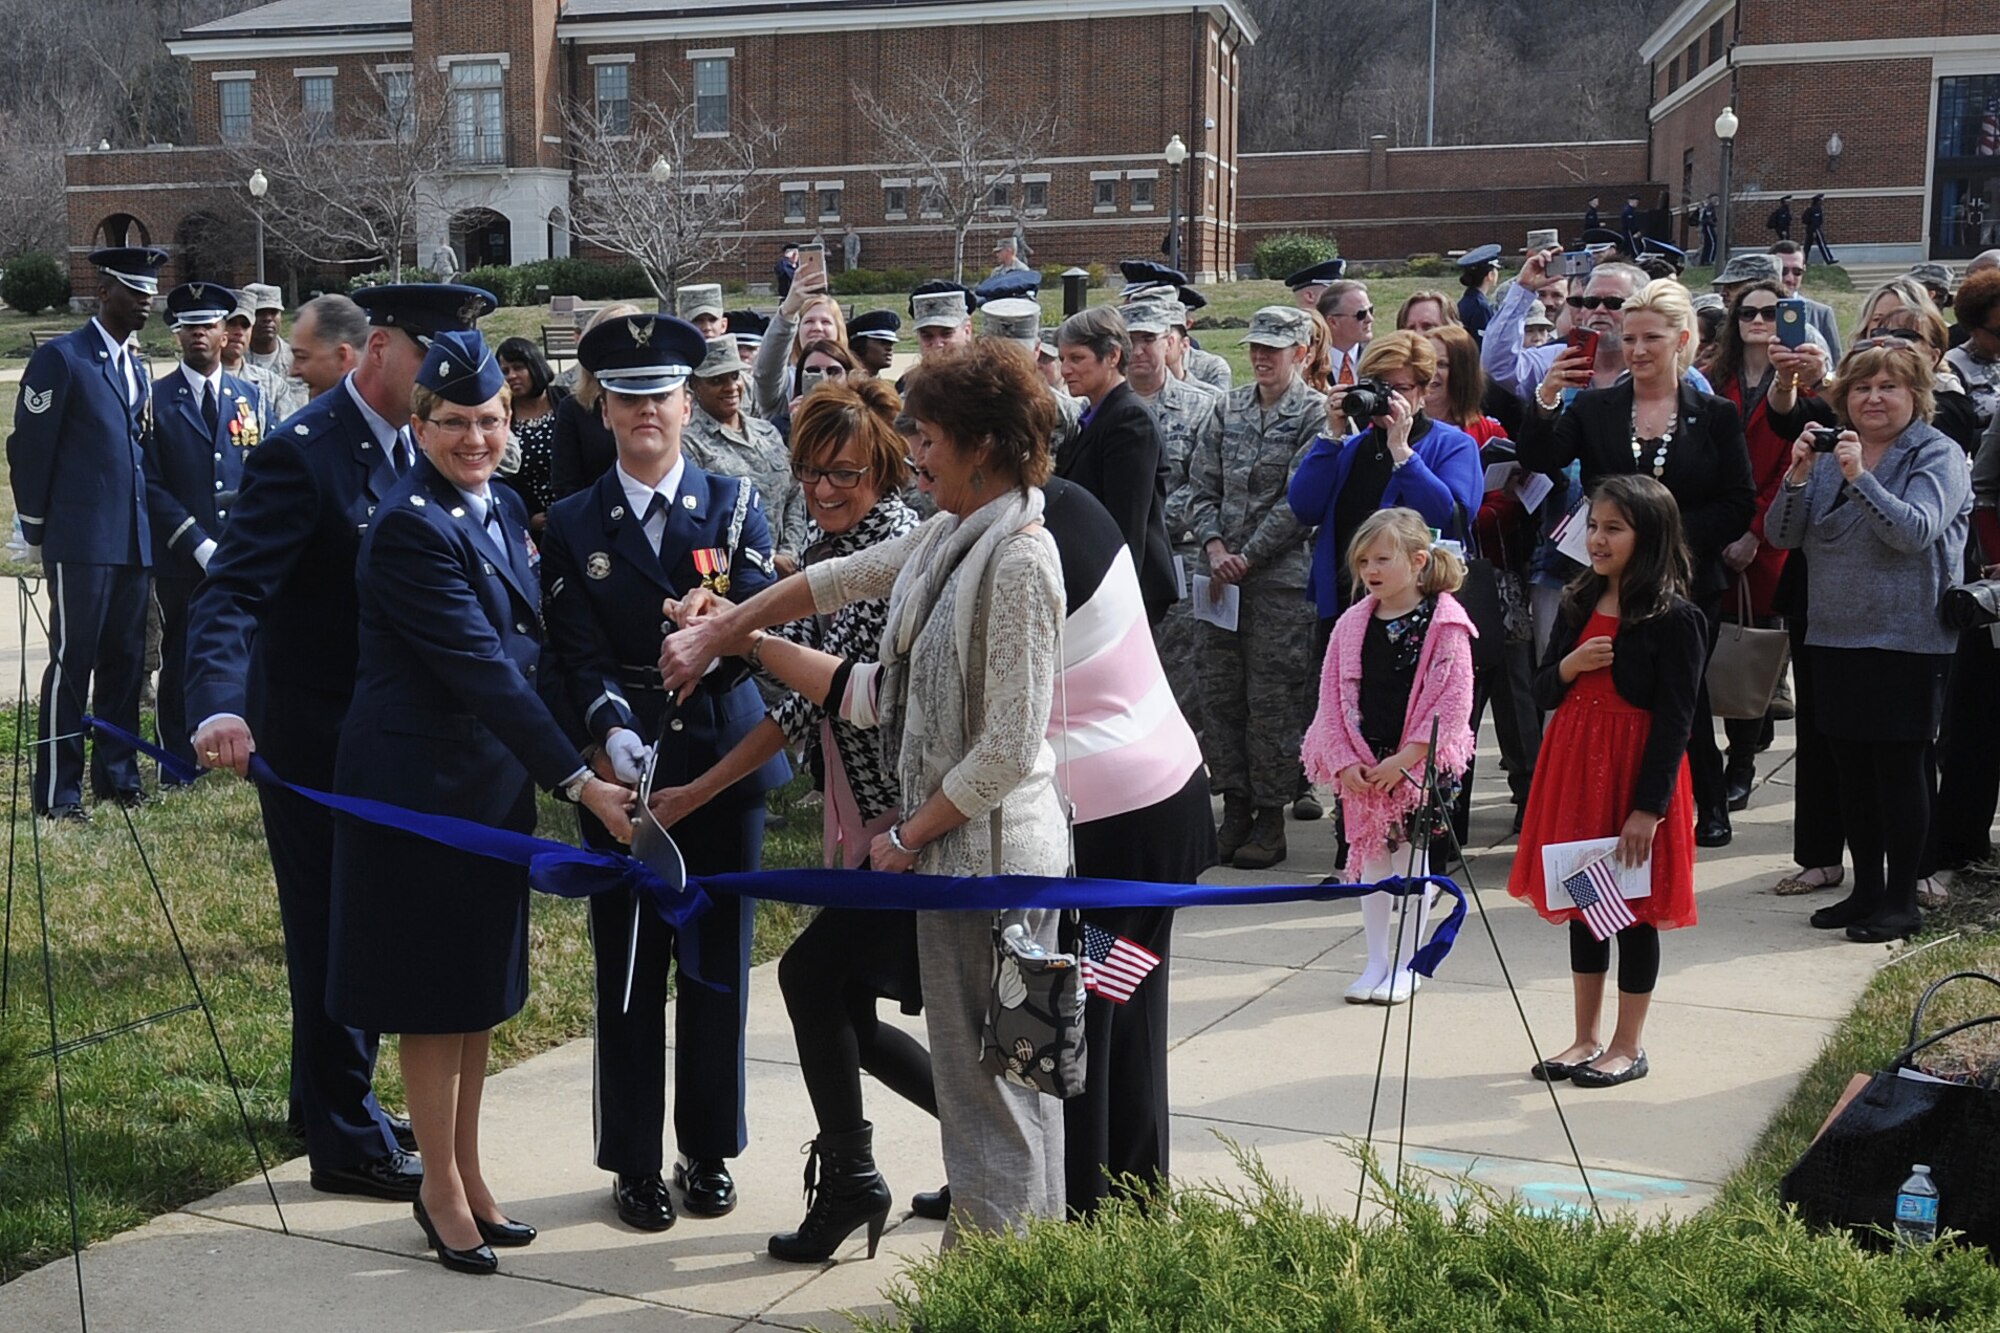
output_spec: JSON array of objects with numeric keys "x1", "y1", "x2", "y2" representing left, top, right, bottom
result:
[
  {"x1": 1643, "y1": 2, "x2": 2000, "y2": 264},
  {"x1": 67, "y1": 0, "x2": 1256, "y2": 296}
]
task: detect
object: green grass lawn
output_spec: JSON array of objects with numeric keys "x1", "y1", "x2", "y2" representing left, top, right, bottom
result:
[{"x1": 0, "y1": 709, "x2": 819, "y2": 1282}]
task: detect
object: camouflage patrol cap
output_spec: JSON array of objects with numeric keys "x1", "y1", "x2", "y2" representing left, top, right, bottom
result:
[
  {"x1": 1123, "y1": 299, "x2": 1186, "y2": 335},
  {"x1": 978, "y1": 297, "x2": 1041, "y2": 347},
  {"x1": 675, "y1": 283, "x2": 726, "y2": 320},
  {"x1": 912, "y1": 288, "x2": 971, "y2": 330},
  {"x1": 1241, "y1": 305, "x2": 1313, "y2": 348}
]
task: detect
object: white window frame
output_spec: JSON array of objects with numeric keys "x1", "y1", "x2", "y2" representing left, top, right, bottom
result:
[
  {"x1": 691, "y1": 56, "x2": 730, "y2": 137},
  {"x1": 881, "y1": 176, "x2": 910, "y2": 220},
  {"x1": 987, "y1": 175, "x2": 1013, "y2": 214},
  {"x1": 917, "y1": 176, "x2": 945, "y2": 219},
  {"x1": 218, "y1": 77, "x2": 255, "y2": 143},
  {"x1": 380, "y1": 67, "x2": 414, "y2": 143},
  {"x1": 1128, "y1": 168, "x2": 1158, "y2": 212},
  {"x1": 594, "y1": 60, "x2": 632, "y2": 136},
  {"x1": 815, "y1": 179, "x2": 844, "y2": 222},
  {"x1": 1020, "y1": 172, "x2": 1050, "y2": 214},
  {"x1": 450, "y1": 60, "x2": 505, "y2": 166},
  {"x1": 1090, "y1": 170, "x2": 1121, "y2": 213},
  {"x1": 780, "y1": 180, "x2": 809, "y2": 224},
  {"x1": 298, "y1": 72, "x2": 335, "y2": 131}
]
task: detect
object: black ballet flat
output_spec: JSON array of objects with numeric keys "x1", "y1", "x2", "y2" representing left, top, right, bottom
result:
[
  {"x1": 1846, "y1": 913, "x2": 1921, "y2": 945},
  {"x1": 1530, "y1": 1047, "x2": 1604, "y2": 1082},
  {"x1": 414, "y1": 1198, "x2": 499, "y2": 1275},
  {"x1": 475, "y1": 1215, "x2": 537, "y2": 1248},
  {"x1": 1570, "y1": 1051, "x2": 1649, "y2": 1088}
]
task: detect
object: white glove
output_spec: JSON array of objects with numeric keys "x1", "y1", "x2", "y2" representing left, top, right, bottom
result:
[
  {"x1": 604, "y1": 728, "x2": 651, "y2": 786},
  {"x1": 194, "y1": 539, "x2": 217, "y2": 571}
]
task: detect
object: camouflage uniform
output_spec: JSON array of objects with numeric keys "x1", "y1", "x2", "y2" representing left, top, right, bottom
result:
[
  {"x1": 1134, "y1": 372, "x2": 1223, "y2": 734},
  {"x1": 1183, "y1": 346, "x2": 1233, "y2": 395},
  {"x1": 683, "y1": 403, "x2": 809, "y2": 565},
  {"x1": 1185, "y1": 371, "x2": 1326, "y2": 810}
]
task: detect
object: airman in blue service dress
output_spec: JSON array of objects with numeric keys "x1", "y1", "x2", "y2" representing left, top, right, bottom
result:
[
  {"x1": 145, "y1": 281, "x2": 261, "y2": 785},
  {"x1": 7, "y1": 246, "x2": 162, "y2": 818},
  {"x1": 184, "y1": 282, "x2": 497, "y2": 1202},
  {"x1": 539, "y1": 312, "x2": 790, "y2": 1230}
]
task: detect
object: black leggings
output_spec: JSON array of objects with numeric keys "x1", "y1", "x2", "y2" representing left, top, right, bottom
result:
[
  {"x1": 1567, "y1": 920, "x2": 1661, "y2": 994},
  {"x1": 1827, "y1": 734, "x2": 1931, "y2": 920},
  {"x1": 778, "y1": 907, "x2": 936, "y2": 1136}
]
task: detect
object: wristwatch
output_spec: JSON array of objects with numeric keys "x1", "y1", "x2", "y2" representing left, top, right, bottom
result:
[
  {"x1": 887, "y1": 823, "x2": 917, "y2": 856},
  {"x1": 559, "y1": 769, "x2": 592, "y2": 804},
  {"x1": 746, "y1": 629, "x2": 768, "y2": 670}
]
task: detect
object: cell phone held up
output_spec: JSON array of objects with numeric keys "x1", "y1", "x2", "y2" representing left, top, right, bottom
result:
[
  {"x1": 1567, "y1": 328, "x2": 1600, "y2": 368},
  {"x1": 1776, "y1": 297, "x2": 1808, "y2": 349},
  {"x1": 797, "y1": 242, "x2": 827, "y2": 290}
]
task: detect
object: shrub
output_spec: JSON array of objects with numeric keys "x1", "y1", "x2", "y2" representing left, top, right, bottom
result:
[
  {"x1": 1405, "y1": 252, "x2": 1455, "y2": 277},
  {"x1": 458, "y1": 264, "x2": 523, "y2": 306},
  {"x1": 857, "y1": 1148, "x2": 2000, "y2": 1333},
  {"x1": 1253, "y1": 233, "x2": 1340, "y2": 282},
  {"x1": 2, "y1": 252, "x2": 70, "y2": 315},
  {"x1": 832, "y1": 266, "x2": 924, "y2": 296}
]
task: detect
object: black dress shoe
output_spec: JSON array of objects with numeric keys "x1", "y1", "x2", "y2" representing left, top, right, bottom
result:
[
  {"x1": 1846, "y1": 912, "x2": 1921, "y2": 944},
  {"x1": 386, "y1": 1114, "x2": 418, "y2": 1154},
  {"x1": 310, "y1": 1149, "x2": 423, "y2": 1201},
  {"x1": 111, "y1": 789, "x2": 148, "y2": 810},
  {"x1": 43, "y1": 804, "x2": 89, "y2": 824},
  {"x1": 414, "y1": 1198, "x2": 498, "y2": 1275},
  {"x1": 1724, "y1": 764, "x2": 1754, "y2": 812},
  {"x1": 674, "y1": 1157, "x2": 737, "y2": 1217},
  {"x1": 910, "y1": 1185, "x2": 951, "y2": 1221},
  {"x1": 1811, "y1": 894, "x2": 1876, "y2": 930},
  {"x1": 1530, "y1": 1047, "x2": 1603, "y2": 1082},
  {"x1": 475, "y1": 1215, "x2": 538, "y2": 1248},
  {"x1": 612, "y1": 1173, "x2": 675, "y2": 1231},
  {"x1": 1570, "y1": 1051, "x2": 1649, "y2": 1088},
  {"x1": 1694, "y1": 810, "x2": 1732, "y2": 848}
]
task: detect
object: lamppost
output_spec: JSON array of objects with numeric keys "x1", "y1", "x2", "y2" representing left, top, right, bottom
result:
[
  {"x1": 1714, "y1": 106, "x2": 1739, "y2": 267},
  {"x1": 649, "y1": 156, "x2": 673, "y2": 309},
  {"x1": 247, "y1": 168, "x2": 269, "y2": 283},
  {"x1": 1163, "y1": 133, "x2": 1189, "y2": 275}
]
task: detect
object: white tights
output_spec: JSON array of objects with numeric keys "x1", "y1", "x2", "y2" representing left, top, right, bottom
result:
[{"x1": 1351, "y1": 848, "x2": 1434, "y2": 993}]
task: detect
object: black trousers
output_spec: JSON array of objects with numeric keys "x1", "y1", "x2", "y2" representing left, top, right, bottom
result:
[
  {"x1": 1786, "y1": 586, "x2": 1846, "y2": 868},
  {"x1": 588, "y1": 803, "x2": 759, "y2": 1175},
  {"x1": 778, "y1": 906, "x2": 935, "y2": 1135},
  {"x1": 1928, "y1": 626, "x2": 2000, "y2": 872},
  {"x1": 35, "y1": 561, "x2": 148, "y2": 810},
  {"x1": 1828, "y1": 735, "x2": 1930, "y2": 922},
  {"x1": 153, "y1": 575, "x2": 201, "y2": 784}
]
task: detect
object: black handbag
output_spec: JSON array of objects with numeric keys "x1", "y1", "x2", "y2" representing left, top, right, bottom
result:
[
  {"x1": 1780, "y1": 972, "x2": 2000, "y2": 1252},
  {"x1": 1452, "y1": 503, "x2": 1507, "y2": 672},
  {"x1": 1942, "y1": 580, "x2": 2000, "y2": 630}
]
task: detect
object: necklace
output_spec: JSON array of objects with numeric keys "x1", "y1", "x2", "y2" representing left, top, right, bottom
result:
[{"x1": 1629, "y1": 403, "x2": 1675, "y2": 478}]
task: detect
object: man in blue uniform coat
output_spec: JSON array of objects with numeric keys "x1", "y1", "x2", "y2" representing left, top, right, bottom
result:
[
  {"x1": 539, "y1": 312, "x2": 790, "y2": 1231},
  {"x1": 145, "y1": 281, "x2": 261, "y2": 785},
  {"x1": 7, "y1": 246, "x2": 163, "y2": 819},
  {"x1": 183, "y1": 282, "x2": 497, "y2": 1201}
]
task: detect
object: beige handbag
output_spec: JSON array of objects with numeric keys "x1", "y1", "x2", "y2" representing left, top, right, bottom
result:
[{"x1": 1707, "y1": 576, "x2": 1791, "y2": 721}]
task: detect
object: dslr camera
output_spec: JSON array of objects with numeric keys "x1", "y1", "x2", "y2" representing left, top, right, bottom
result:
[
  {"x1": 1341, "y1": 377, "x2": 1395, "y2": 422},
  {"x1": 1808, "y1": 426, "x2": 1842, "y2": 453}
]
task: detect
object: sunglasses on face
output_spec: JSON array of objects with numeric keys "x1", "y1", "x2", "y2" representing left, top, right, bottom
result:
[
  {"x1": 1335, "y1": 307, "x2": 1374, "y2": 321},
  {"x1": 1738, "y1": 305, "x2": 1779, "y2": 322},
  {"x1": 1565, "y1": 295, "x2": 1627, "y2": 311},
  {"x1": 1858, "y1": 326, "x2": 1925, "y2": 345},
  {"x1": 799, "y1": 365, "x2": 846, "y2": 381}
]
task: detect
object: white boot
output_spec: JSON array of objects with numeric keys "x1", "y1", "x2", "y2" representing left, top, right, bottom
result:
[{"x1": 1368, "y1": 886, "x2": 1434, "y2": 1006}]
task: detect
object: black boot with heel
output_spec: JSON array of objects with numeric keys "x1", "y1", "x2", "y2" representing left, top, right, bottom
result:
[{"x1": 767, "y1": 1122, "x2": 894, "y2": 1264}]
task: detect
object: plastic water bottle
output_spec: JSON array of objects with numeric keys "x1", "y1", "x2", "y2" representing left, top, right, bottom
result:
[{"x1": 1895, "y1": 1164, "x2": 1939, "y2": 1246}]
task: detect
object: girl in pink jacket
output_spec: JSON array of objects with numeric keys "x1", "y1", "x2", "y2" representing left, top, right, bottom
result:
[{"x1": 1301, "y1": 508, "x2": 1477, "y2": 1004}]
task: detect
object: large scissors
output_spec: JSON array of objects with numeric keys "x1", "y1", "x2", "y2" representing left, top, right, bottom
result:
[{"x1": 621, "y1": 700, "x2": 687, "y2": 1013}]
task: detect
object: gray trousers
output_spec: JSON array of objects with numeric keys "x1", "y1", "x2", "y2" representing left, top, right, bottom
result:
[{"x1": 918, "y1": 908, "x2": 1065, "y2": 1245}]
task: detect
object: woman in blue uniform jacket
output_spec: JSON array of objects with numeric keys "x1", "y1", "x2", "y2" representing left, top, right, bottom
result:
[{"x1": 327, "y1": 331, "x2": 634, "y2": 1276}]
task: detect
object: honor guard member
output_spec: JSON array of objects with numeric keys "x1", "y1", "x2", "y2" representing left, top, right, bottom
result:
[
  {"x1": 145, "y1": 280, "x2": 261, "y2": 785},
  {"x1": 981, "y1": 297, "x2": 1082, "y2": 450},
  {"x1": 1620, "y1": 193, "x2": 1643, "y2": 255},
  {"x1": 7, "y1": 244, "x2": 164, "y2": 819},
  {"x1": 1697, "y1": 194, "x2": 1720, "y2": 267},
  {"x1": 1123, "y1": 296, "x2": 1224, "y2": 731},
  {"x1": 684, "y1": 337, "x2": 808, "y2": 573},
  {"x1": 185, "y1": 282, "x2": 499, "y2": 1203},
  {"x1": 1584, "y1": 195, "x2": 1602, "y2": 233},
  {"x1": 676, "y1": 284, "x2": 728, "y2": 339},
  {"x1": 723, "y1": 308, "x2": 767, "y2": 367},
  {"x1": 1186, "y1": 306, "x2": 1326, "y2": 870},
  {"x1": 846, "y1": 309, "x2": 901, "y2": 378},
  {"x1": 1456, "y1": 244, "x2": 1503, "y2": 343},
  {"x1": 1284, "y1": 257, "x2": 1346, "y2": 312},
  {"x1": 538, "y1": 312, "x2": 789, "y2": 1232},
  {"x1": 1767, "y1": 194, "x2": 1794, "y2": 243}
]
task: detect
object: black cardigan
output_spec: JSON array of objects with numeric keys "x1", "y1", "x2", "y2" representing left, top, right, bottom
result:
[
  {"x1": 1534, "y1": 596, "x2": 1708, "y2": 816},
  {"x1": 1517, "y1": 380, "x2": 1756, "y2": 602},
  {"x1": 1053, "y1": 380, "x2": 1178, "y2": 624},
  {"x1": 550, "y1": 393, "x2": 619, "y2": 502}
]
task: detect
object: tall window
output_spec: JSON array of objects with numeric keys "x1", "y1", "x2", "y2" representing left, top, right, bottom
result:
[
  {"x1": 1707, "y1": 20, "x2": 1725, "y2": 65},
  {"x1": 884, "y1": 184, "x2": 908, "y2": 217},
  {"x1": 817, "y1": 185, "x2": 842, "y2": 220},
  {"x1": 382, "y1": 69, "x2": 414, "y2": 142},
  {"x1": 693, "y1": 58, "x2": 729, "y2": 134},
  {"x1": 300, "y1": 75, "x2": 334, "y2": 133},
  {"x1": 595, "y1": 63, "x2": 631, "y2": 135},
  {"x1": 220, "y1": 79, "x2": 253, "y2": 142},
  {"x1": 782, "y1": 187, "x2": 807, "y2": 223},
  {"x1": 451, "y1": 61, "x2": 504, "y2": 165}
]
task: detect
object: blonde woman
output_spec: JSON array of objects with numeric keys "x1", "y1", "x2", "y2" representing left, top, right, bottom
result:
[
  {"x1": 550, "y1": 301, "x2": 645, "y2": 498},
  {"x1": 754, "y1": 285, "x2": 850, "y2": 419}
]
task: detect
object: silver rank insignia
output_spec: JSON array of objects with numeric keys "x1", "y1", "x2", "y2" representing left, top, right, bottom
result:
[
  {"x1": 410, "y1": 494, "x2": 426, "y2": 507},
  {"x1": 587, "y1": 552, "x2": 612, "y2": 579}
]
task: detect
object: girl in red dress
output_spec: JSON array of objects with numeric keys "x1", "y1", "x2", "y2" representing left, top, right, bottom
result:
[{"x1": 1507, "y1": 475, "x2": 1705, "y2": 1089}]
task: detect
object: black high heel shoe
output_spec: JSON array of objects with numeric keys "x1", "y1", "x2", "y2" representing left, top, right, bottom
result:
[
  {"x1": 414, "y1": 1198, "x2": 499, "y2": 1275},
  {"x1": 475, "y1": 1215, "x2": 537, "y2": 1248},
  {"x1": 768, "y1": 1123, "x2": 894, "y2": 1264}
]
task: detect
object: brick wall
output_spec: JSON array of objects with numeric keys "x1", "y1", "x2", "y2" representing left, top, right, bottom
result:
[{"x1": 1236, "y1": 141, "x2": 1654, "y2": 262}]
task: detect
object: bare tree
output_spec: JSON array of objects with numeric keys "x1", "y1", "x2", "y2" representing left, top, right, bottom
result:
[
  {"x1": 0, "y1": 88, "x2": 106, "y2": 257},
  {"x1": 562, "y1": 91, "x2": 782, "y2": 303},
  {"x1": 222, "y1": 67, "x2": 465, "y2": 280},
  {"x1": 852, "y1": 66, "x2": 1061, "y2": 283}
]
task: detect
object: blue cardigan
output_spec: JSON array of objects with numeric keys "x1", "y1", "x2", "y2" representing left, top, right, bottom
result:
[{"x1": 1287, "y1": 417, "x2": 1483, "y2": 618}]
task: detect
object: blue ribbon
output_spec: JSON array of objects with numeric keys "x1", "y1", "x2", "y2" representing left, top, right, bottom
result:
[{"x1": 89, "y1": 716, "x2": 1466, "y2": 978}]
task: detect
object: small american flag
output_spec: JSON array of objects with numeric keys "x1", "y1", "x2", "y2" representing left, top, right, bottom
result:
[
  {"x1": 1564, "y1": 856, "x2": 1637, "y2": 942},
  {"x1": 1079, "y1": 923, "x2": 1161, "y2": 1004}
]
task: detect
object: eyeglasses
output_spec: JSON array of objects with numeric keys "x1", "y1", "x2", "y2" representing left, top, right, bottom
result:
[
  {"x1": 1565, "y1": 295, "x2": 1627, "y2": 311},
  {"x1": 1737, "y1": 306, "x2": 1779, "y2": 322},
  {"x1": 799, "y1": 365, "x2": 847, "y2": 380},
  {"x1": 1858, "y1": 327, "x2": 1925, "y2": 345},
  {"x1": 426, "y1": 414, "x2": 507, "y2": 436},
  {"x1": 1335, "y1": 307, "x2": 1374, "y2": 322},
  {"x1": 794, "y1": 464, "x2": 868, "y2": 489}
]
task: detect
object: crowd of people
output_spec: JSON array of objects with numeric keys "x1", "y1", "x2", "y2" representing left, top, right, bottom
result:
[{"x1": 9, "y1": 223, "x2": 2000, "y2": 1272}]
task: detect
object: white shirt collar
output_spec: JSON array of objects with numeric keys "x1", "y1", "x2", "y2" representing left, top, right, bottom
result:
[
  {"x1": 91, "y1": 318, "x2": 136, "y2": 362},
  {"x1": 179, "y1": 361, "x2": 222, "y2": 399},
  {"x1": 340, "y1": 371, "x2": 399, "y2": 452},
  {"x1": 454, "y1": 484, "x2": 496, "y2": 524},
  {"x1": 615, "y1": 456, "x2": 687, "y2": 519}
]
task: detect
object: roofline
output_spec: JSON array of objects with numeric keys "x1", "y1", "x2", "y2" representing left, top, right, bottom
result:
[
  {"x1": 558, "y1": 0, "x2": 1258, "y2": 44},
  {"x1": 168, "y1": 29, "x2": 413, "y2": 60},
  {"x1": 1638, "y1": 0, "x2": 1731, "y2": 64}
]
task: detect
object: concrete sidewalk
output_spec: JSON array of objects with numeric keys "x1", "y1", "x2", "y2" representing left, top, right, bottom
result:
[{"x1": 0, "y1": 725, "x2": 1886, "y2": 1332}]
